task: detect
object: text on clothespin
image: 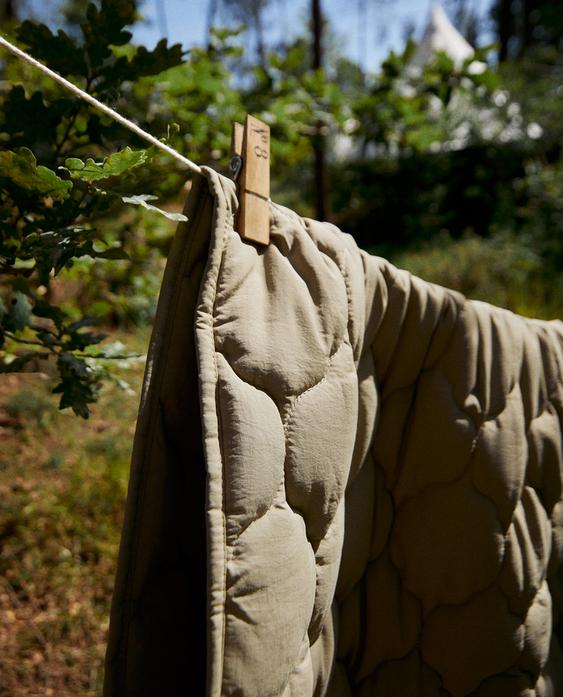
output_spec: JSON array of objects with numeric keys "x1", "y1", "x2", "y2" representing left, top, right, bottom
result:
[{"x1": 230, "y1": 115, "x2": 270, "y2": 246}]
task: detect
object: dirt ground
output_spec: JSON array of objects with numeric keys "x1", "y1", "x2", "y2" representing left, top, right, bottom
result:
[{"x1": 0, "y1": 342, "x2": 145, "y2": 697}]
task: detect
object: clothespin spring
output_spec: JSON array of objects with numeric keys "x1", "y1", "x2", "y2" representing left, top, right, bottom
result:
[{"x1": 228, "y1": 155, "x2": 243, "y2": 181}]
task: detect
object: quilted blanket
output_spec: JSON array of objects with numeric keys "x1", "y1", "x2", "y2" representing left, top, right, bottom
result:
[{"x1": 103, "y1": 167, "x2": 563, "y2": 697}]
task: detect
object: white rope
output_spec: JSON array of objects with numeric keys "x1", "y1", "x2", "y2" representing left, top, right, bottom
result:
[{"x1": 0, "y1": 34, "x2": 202, "y2": 174}]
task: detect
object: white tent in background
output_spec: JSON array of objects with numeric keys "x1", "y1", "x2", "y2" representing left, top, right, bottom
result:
[
  {"x1": 403, "y1": 3, "x2": 542, "y2": 151},
  {"x1": 332, "y1": 2, "x2": 542, "y2": 161},
  {"x1": 410, "y1": 4, "x2": 475, "y2": 69}
]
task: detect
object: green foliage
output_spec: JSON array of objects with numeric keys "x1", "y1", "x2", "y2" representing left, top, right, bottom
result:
[
  {"x1": 0, "y1": 148, "x2": 72, "y2": 198},
  {"x1": 63, "y1": 146, "x2": 150, "y2": 181},
  {"x1": 394, "y1": 231, "x2": 561, "y2": 320},
  {"x1": 0, "y1": 12, "x2": 358, "y2": 419},
  {"x1": 1, "y1": 1, "x2": 561, "y2": 421},
  {"x1": 0, "y1": 0, "x2": 187, "y2": 418},
  {"x1": 352, "y1": 41, "x2": 503, "y2": 155},
  {"x1": 134, "y1": 27, "x2": 247, "y2": 169}
]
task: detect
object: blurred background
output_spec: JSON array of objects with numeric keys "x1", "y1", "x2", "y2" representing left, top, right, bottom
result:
[{"x1": 0, "y1": 0, "x2": 561, "y2": 694}]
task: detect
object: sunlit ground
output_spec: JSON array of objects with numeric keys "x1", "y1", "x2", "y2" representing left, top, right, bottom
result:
[{"x1": 0, "y1": 329, "x2": 149, "y2": 697}]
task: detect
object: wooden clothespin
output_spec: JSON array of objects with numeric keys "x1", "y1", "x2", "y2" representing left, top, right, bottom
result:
[{"x1": 229, "y1": 114, "x2": 270, "y2": 245}]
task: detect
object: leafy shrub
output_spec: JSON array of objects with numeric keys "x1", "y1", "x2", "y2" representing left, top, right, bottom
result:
[
  {"x1": 394, "y1": 231, "x2": 562, "y2": 319},
  {"x1": 0, "y1": 0, "x2": 189, "y2": 417}
]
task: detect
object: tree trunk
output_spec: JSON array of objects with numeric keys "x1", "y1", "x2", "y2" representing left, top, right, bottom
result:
[
  {"x1": 495, "y1": 0, "x2": 514, "y2": 62},
  {"x1": 521, "y1": 0, "x2": 538, "y2": 57},
  {"x1": 0, "y1": 0, "x2": 16, "y2": 21},
  {"x1": 312, "y1": 0, "x2": 322, "y2": 69},
  {"x1": 311, "y1": 0, "x2": 328, "y2": 220},
  {"x1": 254, "y1": 7, "x2": 267, "y2": 67},
  {"x1": 155, "y1": 0, "x2": 169, "y2": 37},
  {"x1": 357, "y1": 0, "x2": 367, "y2": 66},
  {"x1": 206, "y1": 0, "x2": 219, "y2": 42}
]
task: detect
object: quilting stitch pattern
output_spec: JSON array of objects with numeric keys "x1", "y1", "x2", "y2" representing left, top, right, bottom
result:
[{"x1": 196, "y1": 168, "x2": 563, "y2": 697}]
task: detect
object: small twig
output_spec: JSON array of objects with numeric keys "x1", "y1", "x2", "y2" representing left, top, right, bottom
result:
[
  {"x1": 3, "y1": 331, "x2": 45, "y2": 348},
  {"x1": 0, "y1": 265, "x2": 35, "y2": 277},
  {"x1": 54, "y1": 108, "x2": 81, "y2": 158},
  {"x1": 29, "y1": 323, "x2": 57, "y2": 336},
  {"x1": 75, "y1": 352, "x2": 144, "y2": 360},
  {"x1": 54, "y1": 77, "x2": 92, "y2": 159}
]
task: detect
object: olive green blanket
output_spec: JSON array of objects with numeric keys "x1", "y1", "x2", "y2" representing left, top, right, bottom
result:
[{"x1": 104, "y1": 168, "x2": 563, "y2": 697}]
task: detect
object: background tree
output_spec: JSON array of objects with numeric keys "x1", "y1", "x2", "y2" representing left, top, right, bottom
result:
[
  {"x1": 212, "y1": 0, "x2": 272, "y2": 64},
  {"x1": 311, "y1": 0, "x2": 328, "y2": 220},
  {"x1": 491, "y1": 0, "x2": 563, "y2": 61},
  {"x1": 0, "y1": 0, "x2": 17, "y2": 21},
  {"x1": 446, "y1": 0, "x2": 481, "y2": 46}
]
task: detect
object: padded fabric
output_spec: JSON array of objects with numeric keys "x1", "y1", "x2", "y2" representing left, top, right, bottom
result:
[{"x1": 104, "y1": 168, "x2": 563, "y2": 697}]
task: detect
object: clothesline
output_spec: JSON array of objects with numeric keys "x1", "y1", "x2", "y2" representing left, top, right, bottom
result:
[{"x1": 0, "y1": 34, "x2": 202, "y2": 175}]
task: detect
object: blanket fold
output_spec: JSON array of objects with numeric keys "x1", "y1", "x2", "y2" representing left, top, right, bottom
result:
[{"x1": 104, "y1": 167, "x2": 563, "y2": 697}]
